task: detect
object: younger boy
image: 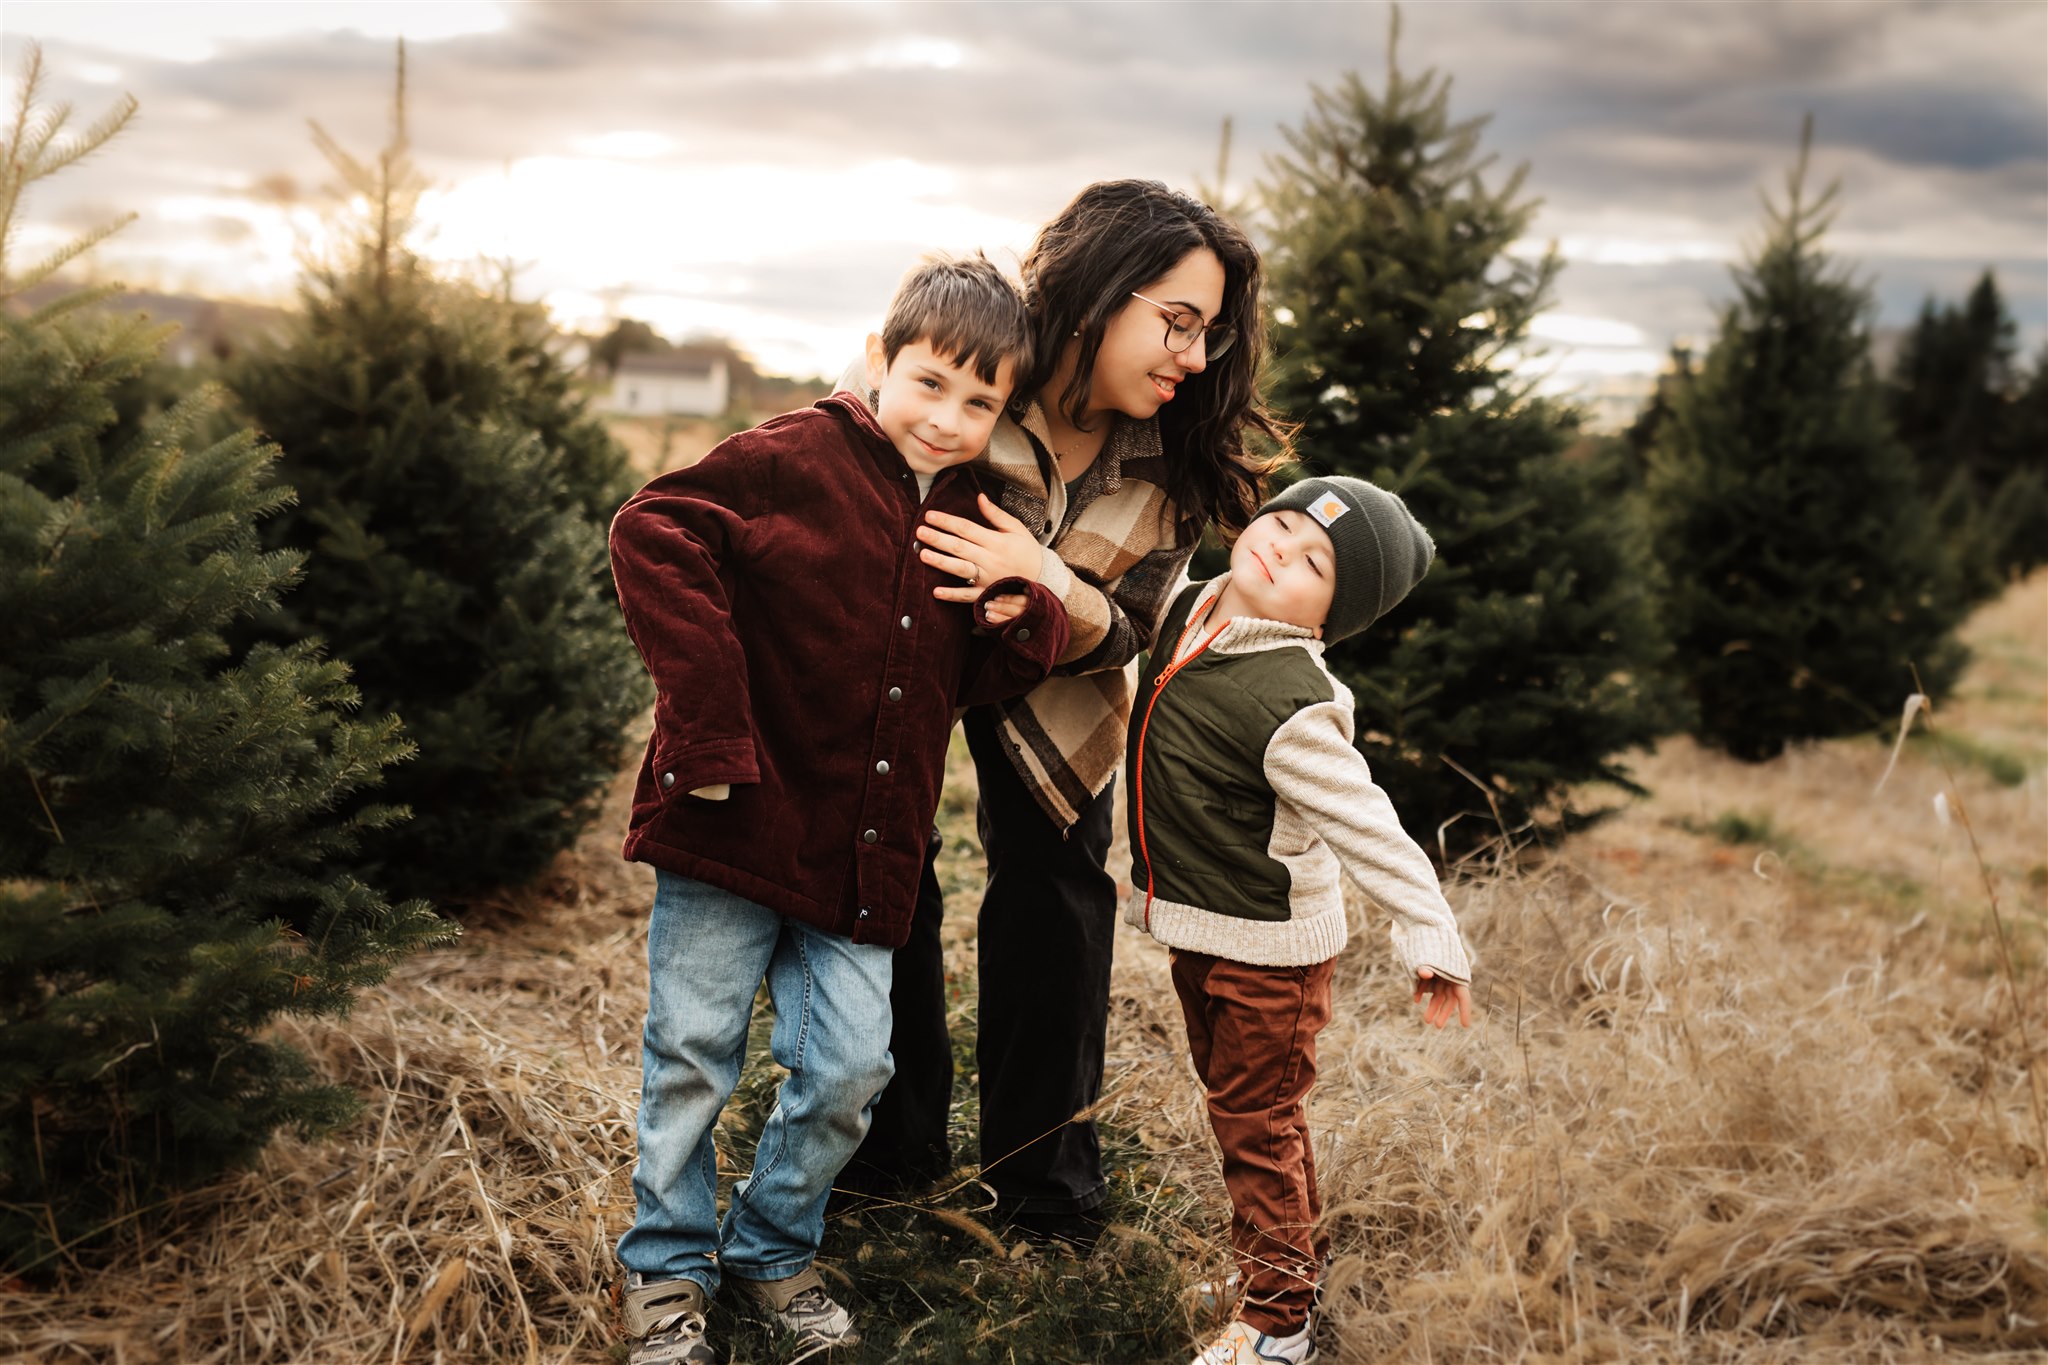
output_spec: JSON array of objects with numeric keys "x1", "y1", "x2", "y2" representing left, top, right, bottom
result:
[
  {"x1": 607, "y1": 254, "x2": 1067, "y2": 1365},
  {"x1": 1123, "y1": 475, "x2": 1476, "y2": 1365}
]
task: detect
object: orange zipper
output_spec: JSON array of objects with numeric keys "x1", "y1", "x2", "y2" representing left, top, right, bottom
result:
[{"x1": 1134, "y1": 610, "x2": 1230, "y2": 931}]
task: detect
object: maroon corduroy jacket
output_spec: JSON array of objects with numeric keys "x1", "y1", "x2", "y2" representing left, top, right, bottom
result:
[{"x1": 608, "y1": 392, "x2": 1068, "y2": 947}]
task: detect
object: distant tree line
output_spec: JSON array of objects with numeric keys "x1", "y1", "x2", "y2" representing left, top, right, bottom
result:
[{"x1": 1883, "y1": 271, "x2": 2046, "y2": 597}]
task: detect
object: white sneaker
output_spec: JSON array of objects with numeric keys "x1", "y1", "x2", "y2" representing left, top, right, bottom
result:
[
  {"x1": 1190, "y1": 1268, "x2": 1242, "y2": 1317},
  {"x1": 1191, "y1": 1317, "x2": 1318, "y2": 1365},
  {"x1": 729, "y1": 1265, "x2": 860, "y2": 1352},
  {"x1": 621, "y1": 1274, "x2": 717, "y2": 1365}
]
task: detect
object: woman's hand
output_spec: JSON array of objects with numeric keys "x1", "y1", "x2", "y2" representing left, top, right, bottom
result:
[
  {"x1": 919, "y1": 494, "x2": 1043, "y2": 604},
  {"x1": 1414, "y1": 967, "x2": 1473, "y2": 1029}
]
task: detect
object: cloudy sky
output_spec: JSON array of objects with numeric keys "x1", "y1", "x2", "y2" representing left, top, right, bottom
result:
[{"x1": 4, "y1": 0, "x2": 2044, "y2": 407}]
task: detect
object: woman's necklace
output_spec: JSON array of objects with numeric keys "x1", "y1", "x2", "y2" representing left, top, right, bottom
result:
[{"x1": 1049, "y1": 424, "x2": 1107, "y2": 480}]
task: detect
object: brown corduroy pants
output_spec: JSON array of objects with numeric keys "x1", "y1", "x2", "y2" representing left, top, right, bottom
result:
[{"x1": 1169, "y1": 948, "x2": 1337, "y2": 1336}]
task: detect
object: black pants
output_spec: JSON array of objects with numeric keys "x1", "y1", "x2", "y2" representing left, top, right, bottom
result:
[{"x1": 843, "y1": 705, "x2": 1118, "y2": 1215}]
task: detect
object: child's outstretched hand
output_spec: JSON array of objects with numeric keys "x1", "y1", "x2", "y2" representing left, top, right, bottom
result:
[
  {"x1": 1414, "y1": 967, "x2": 1473, "y2": 1029},
  {"x1": 980, "y1": 592, "x2": 1028, "y2": 625}
]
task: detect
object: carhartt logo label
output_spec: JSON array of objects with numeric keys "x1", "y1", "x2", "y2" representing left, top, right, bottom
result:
[{"x1": 1308, "y1": 493, "x2": 1350, "y2": 528}]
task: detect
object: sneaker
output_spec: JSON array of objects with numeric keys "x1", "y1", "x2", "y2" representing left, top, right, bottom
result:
[
  {"x1": 1191, "y1": 1317, "x2": 1318, "y2": 1365},
  {"x1": 1189, "y1": 1268, "x2": 1243, "y2": 1320},
  {"x1": 621, "y1": 1274, "x2": 717, "y2": 1365},
  {"x1": 729, "y1": 1265, "x2": 861, "y2": 1352}
]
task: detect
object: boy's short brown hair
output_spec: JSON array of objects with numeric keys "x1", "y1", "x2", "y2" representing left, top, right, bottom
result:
[{"x1": 880, "y1": 252, "x2": 1034, "y2": 394}]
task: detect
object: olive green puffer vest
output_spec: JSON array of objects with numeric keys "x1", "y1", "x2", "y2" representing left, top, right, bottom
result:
[{"x1": 1126, "y1": 584, "x2": 1335, "y2": 922}]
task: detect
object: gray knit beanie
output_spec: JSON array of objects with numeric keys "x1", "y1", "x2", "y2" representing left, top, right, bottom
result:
[{"x1": 1257, "y1": 475, "x2": 1434, "y2": 643}]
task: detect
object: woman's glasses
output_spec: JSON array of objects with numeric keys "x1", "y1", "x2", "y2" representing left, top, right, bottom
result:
[{"x1": 1129, "y1": 291, "x2": 1236, "y2": 360}]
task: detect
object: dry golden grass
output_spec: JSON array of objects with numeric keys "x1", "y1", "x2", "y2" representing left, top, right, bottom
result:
[
  {"x1": 3, "y1": 575, "x2": 2043, "y2": 1362},
  {"x1": 606, "y1": 415, "x2": 729, "y2": 478},
  {"x1": 606, "y1": 401, "x2": 834, "y2": 481},
  {"x1": 1107, "y1": 857, "x2": 2048, "y2": 1362}
]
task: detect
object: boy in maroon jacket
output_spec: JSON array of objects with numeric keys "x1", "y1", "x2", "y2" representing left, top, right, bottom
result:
[{"x1": 606, "y1": 255, "x2": 1066, "y2": 1365}]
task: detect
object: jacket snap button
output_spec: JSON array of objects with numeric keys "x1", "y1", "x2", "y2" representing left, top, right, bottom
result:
[
  {"x1": 1015, "y1": 628, "x2": 1031, "y2": 642},
  {"x1": 659, "y1": 772, "x2": 676, "y2": 790},
  {"x1": 875, "y1": 760, "x2": 890, "y2": 775},
  {"x1": 888, "y1": 686, "x2": 902, "y2": 701},
  {"x1": 899, "y1": 615, "x2": 912, "y2": 630},
  {"x1": 862, "y1": 829, "x2": 878, "y2": 844}
]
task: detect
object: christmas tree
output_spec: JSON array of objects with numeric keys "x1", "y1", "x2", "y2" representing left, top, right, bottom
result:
[
  {"x1": 0, "y1": 49, "x2": 451, "y2": 1265},
  {"x1": 1889, "y1": 272, "x2": 2041, "y2": 596},
  {"x1": 1991, "y1": 352, "x2": 2048, "y2": 577},
  {"x1": 1644, "y1": 120, "x2": 1965, "y2": 761},
  {"x1": 227, "y1": 47, "x2": 649, "y2": 901},
  {"x1": 1260, "y1": 16, "x2": 1679, "y2": 855}
]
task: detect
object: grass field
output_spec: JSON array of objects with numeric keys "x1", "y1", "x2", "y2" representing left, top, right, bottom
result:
[{"x1": 4, "y1": 575, "x2": 2042, "y2": 1363}]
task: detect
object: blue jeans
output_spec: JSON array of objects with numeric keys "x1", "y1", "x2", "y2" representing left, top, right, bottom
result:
[{"x1": 616, "y1": 871, "x2": 894, "y2": 1295}]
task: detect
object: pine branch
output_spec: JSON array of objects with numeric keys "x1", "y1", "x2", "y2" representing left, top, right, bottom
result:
[
  {"x1": 13, "y1": 213, "x2": 138, "y2": 296},
  {"x1": 0, "y1": 46, "x2": 52, "y2": 286},
  {"x1": 308, "y1": 39, "x2": 426, "y2": 286},
  {"x1": 0, "y1": 44, "x2": 139, "y2": 300},
  {"x1": 32, "y1": 94, "x2": 138, "y2": 180},
  {"x1": 23, "y1": 279, "x2": 128, "y2": 327},
  {"x1": 308, "y1": 120, "x2": 375, "y2": 202}
]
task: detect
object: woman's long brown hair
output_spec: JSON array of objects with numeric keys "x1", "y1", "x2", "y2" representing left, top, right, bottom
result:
[{"x1": 1019, "y1": 179, "x2": 1290, "y2": 544}]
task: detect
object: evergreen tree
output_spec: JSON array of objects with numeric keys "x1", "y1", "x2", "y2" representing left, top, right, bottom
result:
[
  {"x1": 1890, "y1": 272, "x2": 2017, "y2": 496},
  {"x1": 1579, "y1": 345, "x2": 1698, "y2": 511},
  {"x1": 1989, "y1": 350, "x2": 2048, "y2": 577},
  {"x1": 0, "y1": 49, "x2": 451, "y2": 1265},
  {"x1": 1619, "y1": 345, "x2": 1695, "y2": 484},
  {"x1": 1259, "y1": 16, "x2": 1680, "y2": 856},
  {"x1": 1263, "y1": 38, "x2": 1552, "y2": 451},
  {"x1": 486, "y1": 286, "x2": 639, "y2": 527},
  {"x1": 1643, "y1": 121, "x2": 1965, "y2": 762},
  {"x1": 227, "y1": 46, "x2": 648, "y2": 902},
  {"x1": 1889, "y1": 272, "x2": 2040, "y2": 594}
]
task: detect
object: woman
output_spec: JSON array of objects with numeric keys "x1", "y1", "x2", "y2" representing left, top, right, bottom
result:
[{"x1": 844, "y1": 179, "x2": 1286, "y2": 1247}]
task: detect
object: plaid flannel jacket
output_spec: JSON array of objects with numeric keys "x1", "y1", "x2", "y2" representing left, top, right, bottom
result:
[{"x1": 971, "y1": 404, "x2": 1195, "y2": 828}]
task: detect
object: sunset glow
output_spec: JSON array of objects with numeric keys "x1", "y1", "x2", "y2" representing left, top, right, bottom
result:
[
  {"x1": 6, "y1": 1, "x2": 2041, "y2": 394},
  {"x1": 412, "y1": 155, "x2": 1036, "y2": 374}
]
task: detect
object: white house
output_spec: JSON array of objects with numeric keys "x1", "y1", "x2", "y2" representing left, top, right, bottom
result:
[{"x1": 598, "y1": 347, "x2": 732, "y2": 417}]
